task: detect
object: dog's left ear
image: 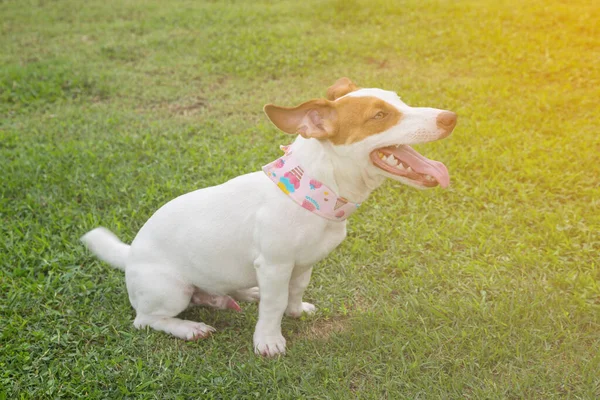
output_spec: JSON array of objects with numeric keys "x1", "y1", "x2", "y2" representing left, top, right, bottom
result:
[
  {"x1": 326, "y1": 77, "x2": 359, "y2": 100},
  {"x1": 263, "y1": 99, "x2": 337, "y2": 139}
]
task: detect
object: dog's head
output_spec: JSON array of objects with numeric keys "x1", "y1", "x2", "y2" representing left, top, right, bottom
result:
[{"x1": 264, "y1": 78, "x2": 456, "y2": 189}]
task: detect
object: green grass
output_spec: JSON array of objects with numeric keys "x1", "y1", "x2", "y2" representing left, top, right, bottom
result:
[{"x1": 1, "y1": 0, "x2": 599, "y2": 398}]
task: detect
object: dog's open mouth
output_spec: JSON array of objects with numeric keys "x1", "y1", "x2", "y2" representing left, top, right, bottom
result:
[{"x1": 369, "y1": 145, "x2": 450, "y2": 188}]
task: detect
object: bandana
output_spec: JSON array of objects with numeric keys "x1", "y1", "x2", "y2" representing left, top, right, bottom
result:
[{"x1": 262, "y1": 145, "x2": 360, "y2": 221}]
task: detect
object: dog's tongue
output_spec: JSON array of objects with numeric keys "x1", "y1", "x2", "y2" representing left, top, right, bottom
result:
[{"x1": 391, "y1": 145, "x2": 450, "y2": 188}]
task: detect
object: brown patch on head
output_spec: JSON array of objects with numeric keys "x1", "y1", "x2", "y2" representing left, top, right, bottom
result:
[
  {"x1": 328, "y1": 95, "x2": 402, "y2": 145},
  {"x1": 264, "y1": 95, "x2": 402, "y2": 146},
  {"x1": 326, "y1": 77, "x2": 359, "y2": 100}
]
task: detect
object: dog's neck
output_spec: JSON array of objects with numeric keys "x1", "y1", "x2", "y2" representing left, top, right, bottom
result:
[{"x1": 290, "y1": 136, "x2": 385, "y2": 204}]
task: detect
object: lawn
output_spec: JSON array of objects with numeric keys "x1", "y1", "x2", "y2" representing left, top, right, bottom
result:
[{"x1": 1, "y1": 0, "x2": 599, "y2": 398}]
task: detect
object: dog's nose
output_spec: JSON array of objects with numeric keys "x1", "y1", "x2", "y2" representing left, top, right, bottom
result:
[{"x1": 436, "y1": 111, "x2": 457, "y2": 137}]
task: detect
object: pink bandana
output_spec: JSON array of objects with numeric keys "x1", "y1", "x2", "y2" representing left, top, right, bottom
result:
[{"x1": 262, "y1": 145, "x2": 360, "y2": 221}]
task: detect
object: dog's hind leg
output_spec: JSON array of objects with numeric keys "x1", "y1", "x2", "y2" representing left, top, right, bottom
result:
[{"x1": 128, "y1": 266, "x2": 215, "y2": 341}]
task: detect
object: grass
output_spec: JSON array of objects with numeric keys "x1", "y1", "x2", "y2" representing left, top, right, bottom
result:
[{"x1": 1, "y1": 0, "x2": 599, "y2": 398}]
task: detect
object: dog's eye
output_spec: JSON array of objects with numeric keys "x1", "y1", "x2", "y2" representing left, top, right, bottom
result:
[{"x1": 372, "y1": 111, "x2": 387, "y2": 120}]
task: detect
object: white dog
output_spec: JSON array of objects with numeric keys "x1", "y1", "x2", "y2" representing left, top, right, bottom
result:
[{"x1": 82, "y1": 78, "x2": 456, "y2": 356}]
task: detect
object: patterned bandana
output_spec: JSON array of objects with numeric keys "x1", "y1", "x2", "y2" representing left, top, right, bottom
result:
[{"x1": 262, "y1": 145, "x2": 360, "y2": 221}]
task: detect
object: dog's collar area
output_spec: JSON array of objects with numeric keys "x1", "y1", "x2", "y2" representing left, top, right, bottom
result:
[{"x1": 262, "y1": 145, "x2": 360, "y2": 221}]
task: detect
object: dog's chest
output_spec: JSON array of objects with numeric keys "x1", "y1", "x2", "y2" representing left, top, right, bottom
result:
[{"x1": 292, "y1": 222, "x2": 347, "y2": 268}]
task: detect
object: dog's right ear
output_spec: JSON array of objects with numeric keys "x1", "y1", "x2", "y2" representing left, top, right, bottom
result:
[
  {"x1": 263, "y1": 99, "x2": 338, "y2": 139},
  {"x1": 326, "y1": 77, "x2": 359, "y2": 100}
]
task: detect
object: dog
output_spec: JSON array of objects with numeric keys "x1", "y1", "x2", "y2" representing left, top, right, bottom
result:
[{"x1": 81, "y1": 78, "x2": 456, "y2": 356}]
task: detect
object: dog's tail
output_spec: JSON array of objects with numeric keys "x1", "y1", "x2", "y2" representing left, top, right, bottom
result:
[{"x1": 81, "y1": 227, "x2": 130, "y2": 271}]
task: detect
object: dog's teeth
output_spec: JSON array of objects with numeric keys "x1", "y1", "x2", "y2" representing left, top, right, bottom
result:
[
  {"x1": 426, "y1": 175, "x2": 434, "y2": 181},
  {"x1": 385, "y1": 156, "x2": 397, "y2": 166},
  {"x1": 378, "y1": 152, "x2": 385, "y2": 159},
  {"x1": 407, "y1": 166, "x2": 413, "y2": 173},
  {"x1": 396, "y1": 163, "x2": 405, "y2": 170}
]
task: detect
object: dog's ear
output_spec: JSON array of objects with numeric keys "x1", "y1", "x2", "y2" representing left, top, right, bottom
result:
[
  {"x1": 263, "y1": 99, "x2": 337, "y2": 139},
  {"x1": 326, "y1": 77, "x2": 359, "y2": 100}
]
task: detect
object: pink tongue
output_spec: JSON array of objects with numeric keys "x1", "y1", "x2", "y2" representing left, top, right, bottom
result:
[{"x1": 391, "y1": 145, "x2": 450, "y2": 188}]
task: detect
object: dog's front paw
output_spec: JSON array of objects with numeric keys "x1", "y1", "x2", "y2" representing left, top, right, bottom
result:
[
  {"x1": 285, "y1": 302, "x2": 317, "y2": 318},
  {"x1": 253, "y1": 333, "x2": 286, "y2": 357}
]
